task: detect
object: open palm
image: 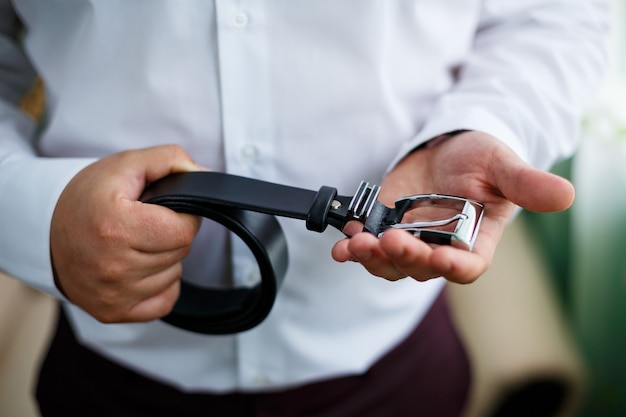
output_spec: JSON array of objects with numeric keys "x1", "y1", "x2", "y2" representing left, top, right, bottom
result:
[{"x1": 331, "y1": 131, "x2": 574, "y2": 284}]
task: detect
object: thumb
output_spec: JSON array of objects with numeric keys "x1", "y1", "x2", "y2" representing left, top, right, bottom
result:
[
  {"x1": 492, "y1": 153, "x2": 575, "y2": 213},
  {"x1": 139, "y1": 144, "x2": 205, "y2": 183},
  {"x1": 109, "y1": 144, "x2": 205, "y2": 201}
]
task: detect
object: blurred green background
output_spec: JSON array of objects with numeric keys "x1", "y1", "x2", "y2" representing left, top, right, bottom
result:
[{"x1": 525, "y1": 2, "x2": 626, "y2": 415}]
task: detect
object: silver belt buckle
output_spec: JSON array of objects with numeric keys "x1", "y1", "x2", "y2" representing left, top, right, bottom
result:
[
  {"x1": 389, "y1": 194, "x2": 484, "y2": 250},
  {"x1": 346, "y1": 181, "x2": 484, "y2": 251}
]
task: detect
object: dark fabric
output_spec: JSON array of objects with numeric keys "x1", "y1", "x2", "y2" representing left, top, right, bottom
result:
[{"x1": 36, "y1": 289, "x2": 471, "y2": 417}]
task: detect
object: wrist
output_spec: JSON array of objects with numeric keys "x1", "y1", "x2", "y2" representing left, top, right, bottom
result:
[{"x1": 418, "y1": 129, "x2": 472, "y2": 151}]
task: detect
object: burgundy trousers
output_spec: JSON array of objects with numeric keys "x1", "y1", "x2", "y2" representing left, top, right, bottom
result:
[{"x1": 36, "y1": 290, "x2": 471, "y2": 417}]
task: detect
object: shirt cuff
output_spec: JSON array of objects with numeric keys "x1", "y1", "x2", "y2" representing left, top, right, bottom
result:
[
  {"x1": 0, "y1": 156, "x2": 96, "y2": 299},
  {"x1": 386, "y1": 101, "x2": 530, "y2": 173}
]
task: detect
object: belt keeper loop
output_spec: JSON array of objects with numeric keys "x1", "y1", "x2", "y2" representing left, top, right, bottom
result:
[{"x1": 306, "y1": 186, "x2": 337, "y2": 233}]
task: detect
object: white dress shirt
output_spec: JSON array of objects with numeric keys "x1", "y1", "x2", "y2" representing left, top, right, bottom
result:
[{"x1": 0, "y1": 0, "x2": 608, "y2": 392}]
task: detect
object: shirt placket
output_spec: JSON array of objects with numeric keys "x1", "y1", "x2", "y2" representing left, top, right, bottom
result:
[{"x1": 214, "y1": 0, "x2": 277, "y2": 389}]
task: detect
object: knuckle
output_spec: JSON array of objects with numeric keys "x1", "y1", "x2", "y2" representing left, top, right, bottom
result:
[
  {"x1": 95, "y1": 218, "x2": 125, "y2": 242},
  {"x1": 92, "y1": 305, "x2": 122, "y2": 324},
  {"x1": 115, "y1": 148, "x2": 138, "y2": 163},
  {"x1": 93, "y1": 312, "x2": 118, "y2": 324},
  {"x1": 167, "y1": 143, "x2": 186, "y2": 156},
  {"x1": 95, "y1": 259, "x2": 128, "y2": 283},
  {"x1": 161, "y1": 143, "x2": 188, "y2": 161},
  {"x1": 97, "y1": 287, "x2": 121, "y2": 310}
]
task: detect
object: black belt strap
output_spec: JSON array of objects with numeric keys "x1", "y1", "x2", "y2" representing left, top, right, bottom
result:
[{"x1": 140, "y1": 172, "x2": 356, "y2": 334}]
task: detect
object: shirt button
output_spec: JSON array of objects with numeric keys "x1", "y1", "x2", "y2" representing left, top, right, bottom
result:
[
  {"x1": 240, "y1": 144, "x2": 259, "y2": 160},
  {"x1": 232, "y1": 11, "x2": 249, "y2": 28}
]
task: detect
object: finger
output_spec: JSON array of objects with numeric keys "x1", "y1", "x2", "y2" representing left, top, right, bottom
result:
[
  {"x1": 343, "y1": 232, "x2": 407, "y2": 281},
  {"x1": 117, "y1": 281, "x2": 180, "y2": 323},
  {"x1": 426, "y1": 208, "x2": 503, "y2": 283},
  {"x1": 124, "y1": 201, "x2": 202, "y2": 253},
  {"x1": 331, "y1": 238, "x2": 354, "y2": 262},
  {"x1": 377, "y1": 229, "x2": 442, "y2": 281},
  {"x1": 342, "y1": 220, "x2": 365, "y2": 237},
  {"x1": 111, "y1": 145, "x2": 204, "y2": 201},
  {"x1": 132, "y1": 144, "x2": 203, "y2": 183},
  {"x1": 516, "y1": 169, "x2": 575, "y2": 212},
  {"x1": 132, "y1": 261, "x2": 183, "y2": 310},
  {"x1": 377, "y1": 229, "x2": 485, "y2": 283},
  {"x1": 97, "y1": 263, "x2": 183, "y2": 323},
  {"x1": 125, "y1": 275, "x2": 181, "y2": 323},
  {"x1": 334, "y1": 230, "x2": 490, "y2": 283},
  {"x1": 379, "y1": 231, "x2": 488, "y2": 284},
  {"x1": 490, "y1": 150, "x2": 575, "y2": 213},
  {"x1": 133, "y1": 280, "x2": 181, "y2": 321},
  {"x1": 120, "y1": 244, "x2": 193, "y2": 283},
  {"x1": 427, "y1": 246, "x2": 488, "y2": 284}
]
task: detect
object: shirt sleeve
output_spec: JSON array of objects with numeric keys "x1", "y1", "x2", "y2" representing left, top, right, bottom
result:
[
  {"x1": 391, "y1": 0, "x2": 610, "y2": 171},
  {"x1": 0, "y1": 3, "x2": 94, "y2": 298}
]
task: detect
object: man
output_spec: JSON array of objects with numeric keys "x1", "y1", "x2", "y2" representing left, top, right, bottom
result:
[{"x1": 0, "y1": 1, "x2": 608, "y2": 416}]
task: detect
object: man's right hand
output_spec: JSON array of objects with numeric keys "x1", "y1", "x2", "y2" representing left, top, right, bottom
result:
[{"x1": 50, "y1": 145, "x2": 203, "y2": 323}]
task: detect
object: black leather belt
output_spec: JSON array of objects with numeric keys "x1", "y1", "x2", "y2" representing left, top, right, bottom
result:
[{"x1": 141, "y1": 172, "x2": 483, "y2": 335}]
